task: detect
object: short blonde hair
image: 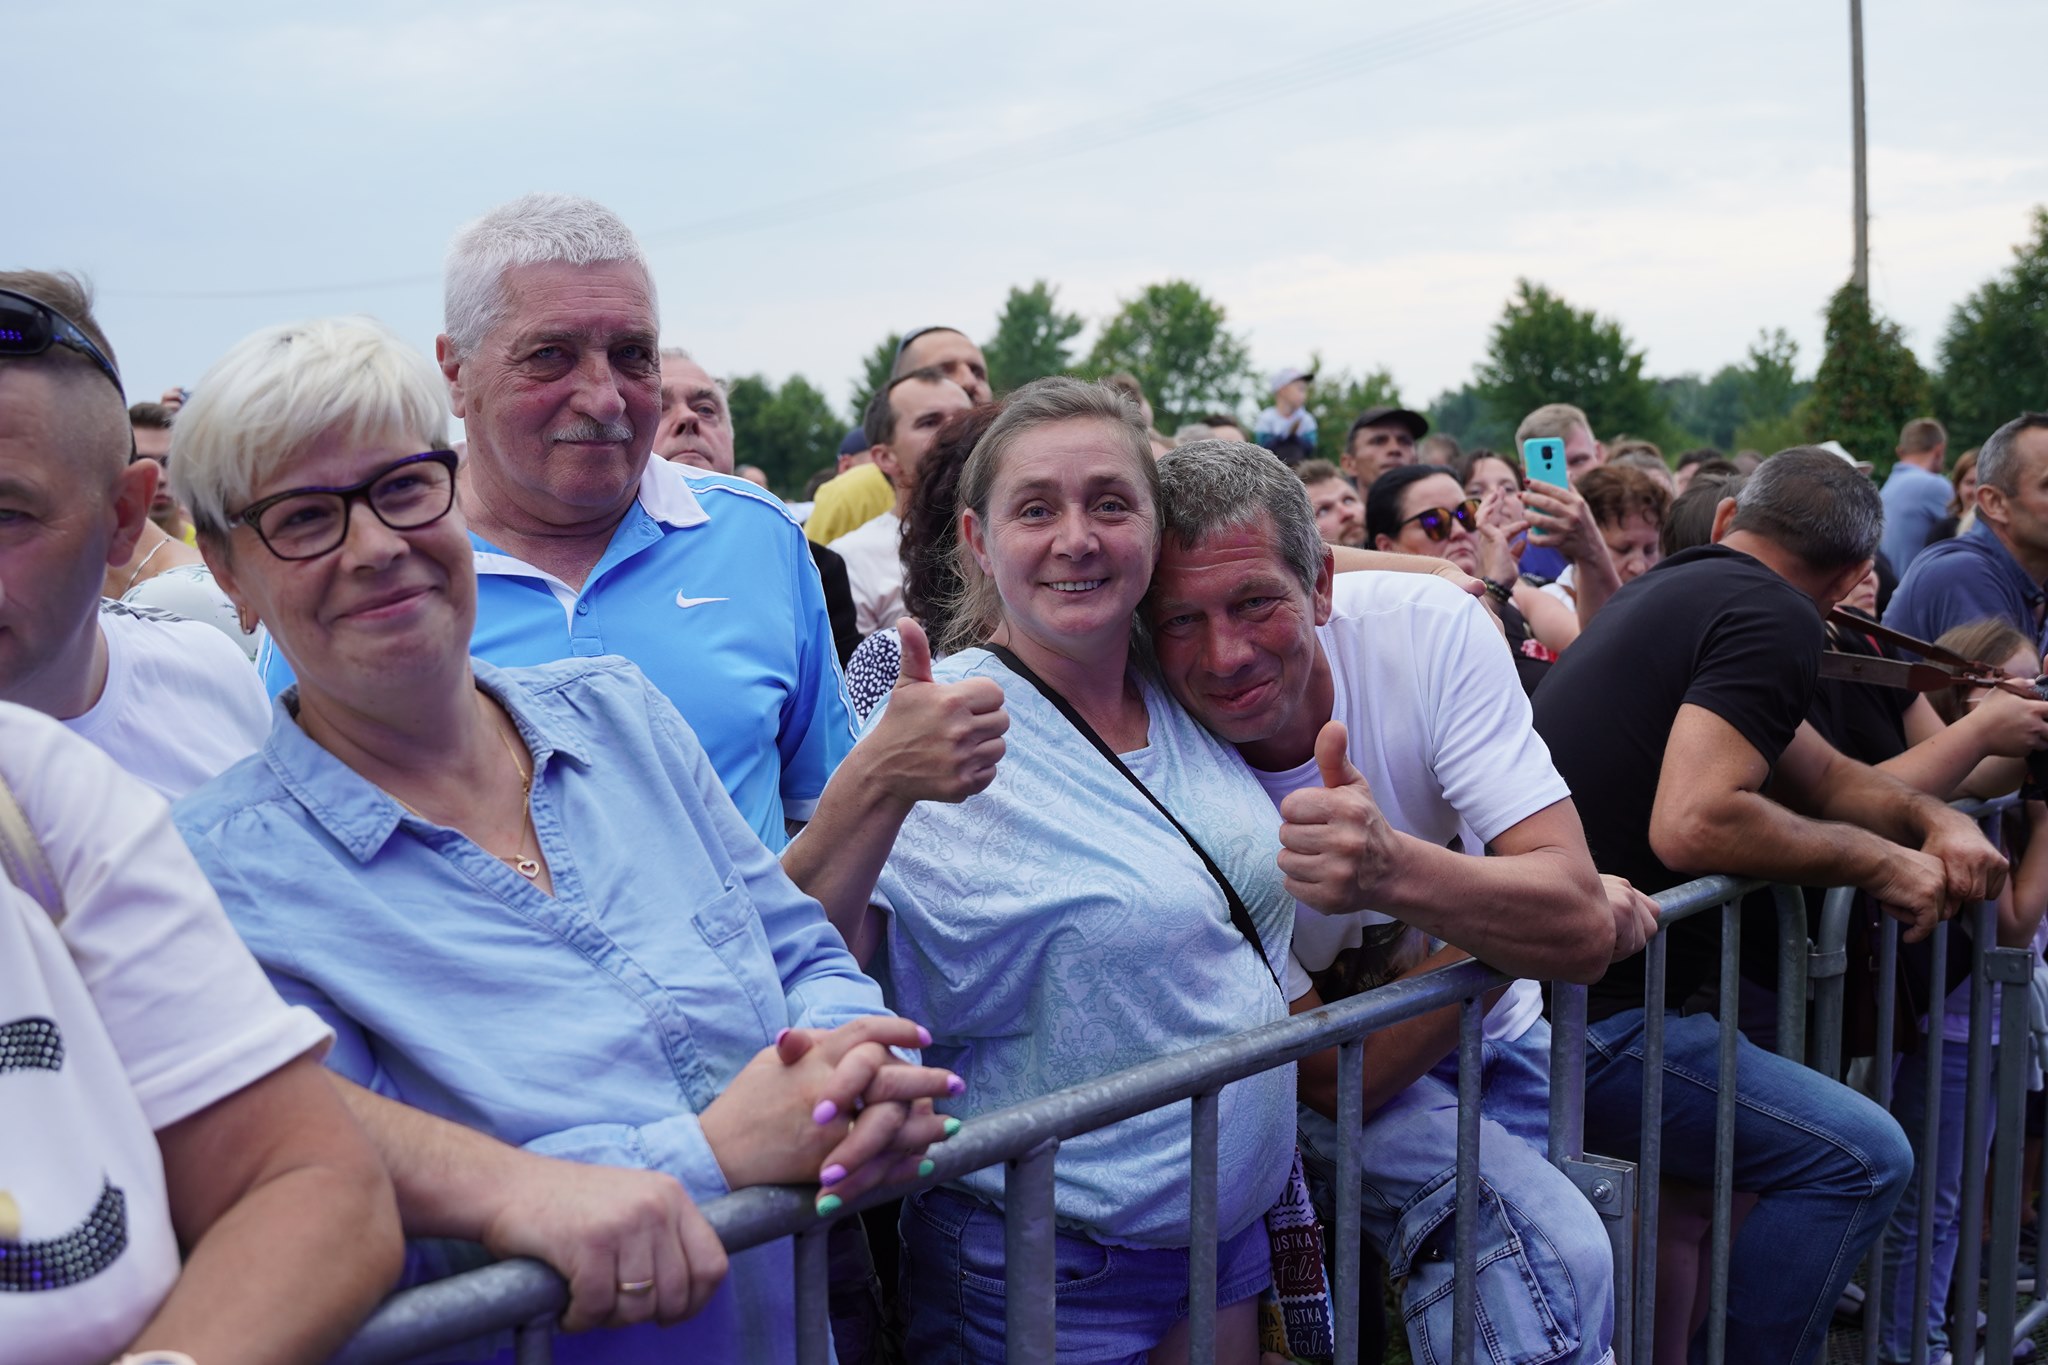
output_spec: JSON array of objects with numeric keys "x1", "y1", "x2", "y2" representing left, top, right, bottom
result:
[
  {"x1": 171, "y1": 316, "x2": 449, "y2": 535},
  {"x1": 1515, "y1": 402, "x2": 1592, "y2": 450}
]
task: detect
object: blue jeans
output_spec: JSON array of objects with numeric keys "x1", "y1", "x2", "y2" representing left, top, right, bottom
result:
[
  {"x1": 896, "y1": 1185, "x2": 1271, "y2": 1363},
  {"x1": 1878, "y1": 1032, "x2": 1991, "y2": 1362},
  {"x1": 1583, "y1": 1007, "x2": 1913, "y2": 1365},
  {"x1": 1298, "y1": 1019, "x2": 1616, "y2": 1365}
]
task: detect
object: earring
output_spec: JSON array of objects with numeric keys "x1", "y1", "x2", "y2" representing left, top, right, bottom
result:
[{"x1": 236, "y1": 610, "x2": 255, "y2": 634}]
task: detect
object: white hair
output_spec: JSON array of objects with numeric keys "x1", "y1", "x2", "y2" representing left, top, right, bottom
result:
[
  {"x1": 170, "y1": 316, "x2": 449, "y2": 535},
  {"x1": 442, "y1": 192, "x2": 656, "y2": 356}
]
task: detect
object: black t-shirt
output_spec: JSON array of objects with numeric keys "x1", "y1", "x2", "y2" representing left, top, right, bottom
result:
[{"x1": 1531, "y1": 544, "x2": 1825, "y2": 1021}]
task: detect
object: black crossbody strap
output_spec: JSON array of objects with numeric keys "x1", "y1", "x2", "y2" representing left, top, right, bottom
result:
[{"x1": 984, "y1": 644, "x2": 1284, "y2": 999}]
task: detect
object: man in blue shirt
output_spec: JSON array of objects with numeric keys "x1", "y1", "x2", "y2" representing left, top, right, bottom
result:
[
  {"x1": 1878, "y1": 417, "x2": 1953, "y2": 572},
  {"x1": 1885, "y1": 414, "x2": 2048, "y2": 654}
]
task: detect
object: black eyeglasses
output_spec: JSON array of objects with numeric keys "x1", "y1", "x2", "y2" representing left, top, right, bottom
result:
[
  {"x1": 0, "y1": 289, "x2": 125, "y2": 398},
  {"x1": 230, "y1": 452, "x2": 459, "y2": 561},
  {"x1": 1397, "y1": 498, "x2": 1481, "y2": 542}
]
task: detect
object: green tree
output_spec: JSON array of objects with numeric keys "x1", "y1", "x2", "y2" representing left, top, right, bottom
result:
[
  {"x1": 1802, "y1": 283, "x2": 1930, "y2": 474},
  {"x1": 1938, "y1": 207, "x2": 2048, "y2": 450},
  {"x1": 1083, "y1": 280, "x2": 1253, "y2": 430},
  {"x1": 1730, "y1": 328, "x2": 1811, "y2": 454},
  {"x1": 983, "y1": 281, "x2": 1084, "y2": 395},
  {"x1": 847, "y1": 332, "x2": 901, "y2": 430},
  {"x1": 1305, "y1": 364, "x2": 1403, "y2": 463},
  {"x1": 1425, "y1": 383, "x2": 1514, "y2": 453},
  {"x1": 728, "y1": 374, "x2": 843, "y2": 497},
  {"x1": 1472, "y1": 279, "x2": 1669, "y2": 446}
]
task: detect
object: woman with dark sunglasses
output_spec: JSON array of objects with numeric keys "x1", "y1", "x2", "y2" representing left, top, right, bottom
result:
[{"x1": 1365, "y1": 464, "x2": 1568, "y2": 696}]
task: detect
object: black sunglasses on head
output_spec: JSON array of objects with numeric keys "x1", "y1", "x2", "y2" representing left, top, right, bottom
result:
[
  {"x1": 1397, "y1": 498, "x2": 1481, "y2": 542},
  {"x1": 0, "y1": 289, "x2": 125, "y2": 398}
]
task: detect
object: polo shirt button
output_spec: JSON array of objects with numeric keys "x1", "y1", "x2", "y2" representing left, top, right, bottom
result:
[{"x1": 575, "y1": 601, "x2": 591, "y2": 616}]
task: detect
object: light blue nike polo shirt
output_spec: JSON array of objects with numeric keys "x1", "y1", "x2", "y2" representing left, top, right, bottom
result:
[{"x1": 257, "y1": 460, "x2": 856, "y2": 850}]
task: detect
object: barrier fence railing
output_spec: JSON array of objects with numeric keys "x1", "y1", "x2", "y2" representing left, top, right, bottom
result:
[{"x1": 334, "y1": 814, "x2": 2044, "y2": 1365}]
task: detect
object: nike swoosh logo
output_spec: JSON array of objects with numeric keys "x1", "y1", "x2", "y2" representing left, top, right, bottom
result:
[{"x1": 675, "y1": 593, "x2": 731, "y2": 609}]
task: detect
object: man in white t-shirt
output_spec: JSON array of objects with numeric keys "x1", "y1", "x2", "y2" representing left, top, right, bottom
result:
[
  {"x1": 0, "y1": 701, "x2": 399, "y2": 1363},
  {"x1": 0, "y1": 271, "x2": 271, "y2": 797},
  {"x1": 829, "y1": 369, "x2": 973, "y2": 636},
  {"x1": 1147, "y1": 440, "x2": 1662, "y2": 1365}
]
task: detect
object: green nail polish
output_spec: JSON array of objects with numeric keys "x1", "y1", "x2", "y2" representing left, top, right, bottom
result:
[
  {"x1": 918, "y1": 1159, "x2": 936, "y2": 1178},
  {"x1": 815, "y1": 1194, "x2": 842, "y2": 1218},
  {"x1": 943, "y1": 1117, "x2": 962, "y2": 1137}
]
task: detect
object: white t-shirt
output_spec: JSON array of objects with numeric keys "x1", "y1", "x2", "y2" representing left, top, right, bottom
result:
[
  {"x1": 1261, "y1": 572, "x2": 1573, "y2": 1043},
  {"x1": 0, "y1": 702, "x2": 330, "y2": 1365},
  {"x1": 829, "y1": 509, "x2": 906, "y2": 637},
  {"x1": 66, "y1": 603, "x2": 273, "y2": 800},
  {"x1": 123, "y1": 563, "x2": 258, "y2": 661}
]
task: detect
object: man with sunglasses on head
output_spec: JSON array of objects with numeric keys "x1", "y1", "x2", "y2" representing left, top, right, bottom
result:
[{"x1": 0, "y1": 271, "x2": 270, "y2": 799}]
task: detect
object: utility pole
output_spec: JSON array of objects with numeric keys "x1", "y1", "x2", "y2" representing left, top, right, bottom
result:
[{"x1": 1849, "y1": 0, "x2": 1869, "y2": 291}]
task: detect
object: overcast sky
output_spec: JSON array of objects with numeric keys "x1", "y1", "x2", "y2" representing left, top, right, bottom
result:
[{"x1": 12, "y1": 0, "x2": 2045, "y2": 419}]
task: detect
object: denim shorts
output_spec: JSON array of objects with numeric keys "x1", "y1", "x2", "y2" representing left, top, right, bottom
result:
[{"x1": 897, "y1": 1185, "x2": 1272, "y2": 1363}]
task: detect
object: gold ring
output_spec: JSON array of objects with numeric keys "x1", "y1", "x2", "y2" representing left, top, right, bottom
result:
[{"x1": 617, "y1": 1278, "x2": 656, "y2": 1295}]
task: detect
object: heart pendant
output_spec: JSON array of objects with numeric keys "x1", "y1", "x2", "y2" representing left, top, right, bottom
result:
[{"x1": 514, "y1": 858, "x2": 541, "y2": 880}]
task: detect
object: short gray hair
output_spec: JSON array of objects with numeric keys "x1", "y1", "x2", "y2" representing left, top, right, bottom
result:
[
  {"x1": 943, "y1": 376, "x2": 1158, "y2": 655},
  {"x1": 171, "y1": 315, "x2": 449, "y2": 536},
  {"x1": 1156, "y1": 441, "x2": 1326, "y2": 597},
  {"x1": 442, "y1": 193, "x2": 656, "y2": 356},
  {"x1": 1728, "y1": 446, "x2": 1883, "y2": 571},
  {"x1": 1974, "y1": 412, "x2": 2048, "y2": 496}
]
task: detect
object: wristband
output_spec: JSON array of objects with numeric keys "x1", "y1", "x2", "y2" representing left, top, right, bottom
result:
[{"x1": 1479, "y1": 577, "x2": 1514, "y2": 605}]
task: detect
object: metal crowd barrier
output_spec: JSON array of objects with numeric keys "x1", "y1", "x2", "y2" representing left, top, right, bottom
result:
[{"x1": 335, "y1": 809, "x2": 2045, "y2": 1365}]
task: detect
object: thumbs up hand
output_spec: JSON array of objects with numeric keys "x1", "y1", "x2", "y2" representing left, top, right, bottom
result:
[
  {"x1": 1275, "y1": 721, "x2": 1403, "y2": 915},
  {"x1": 859, "y1": 617, "x2": 1010, "y2": 808}
]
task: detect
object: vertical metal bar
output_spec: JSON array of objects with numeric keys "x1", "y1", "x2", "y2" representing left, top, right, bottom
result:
[
  {"x1": 1006, "y1": 1138, "x2": 1060, "y2": 1364},
  {"x1": 794, "y1": 1226, "x2": 832, "y2": 1365},
  {"x1": 1910, "y1": 922, "x2": 1949, "y2": 1365},
  {"x1": 1952, "y1": 898, "x2": 1997, "y2": 1365},
  {"x1": 512, "y1": 1316, "x2": 554, "y2": 1365},
  {"x1": 1549, "y1": 980, "x2": 1588, "y2": 1167},
  {"x1": 1453, "y1": 994, "x2": 1484, "y2": 1365},
  {"x1": 1774, "y1": 883, "x2": 1809, "y2": 1062},
  {"x1": 1704, "y1": 901, "x2": 1741, "y2": 1365},
  {"x1": 1863, "y1": 914, "x2": 1899, "y2": 1365},
  {"x1": 1334, "y1": 1039, "x2": 1364, "y2": 1365},
  {"x1": 1811, "y1": 885, "x2": 1856, "y2": 1081},
  {"x1": 1984, "y1": 949, "x2": 2033, "y2": 1363},
  {"x1": 1187, "y1": 1091, "x2": 1219, "y2": 1365},
  {"x1": 1634, "y1": 930, "x2": 1669, "y2": 1365}
]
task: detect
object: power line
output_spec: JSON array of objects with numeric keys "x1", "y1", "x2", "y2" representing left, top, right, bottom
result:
[{"x1": 109, "y1": 0, "x2": 1598, "y2": 302}]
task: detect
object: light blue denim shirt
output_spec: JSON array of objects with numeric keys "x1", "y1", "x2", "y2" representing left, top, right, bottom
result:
[{"x1": 174, "y1": 656, "x2": 891, "y2": 1364}]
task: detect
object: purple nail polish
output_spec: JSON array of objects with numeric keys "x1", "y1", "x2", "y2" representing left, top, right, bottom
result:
[
  {"x1": 945, "y1": 1074, "x2": 966, "y2": 1097},
  {"x1": 774, "y1": 1028, "x2": 792, "y2": 1046},
  {"x1": 812, "y1": 1099, "x2": 838, "y2": 1125},
  {"x1": 916, "y1": 1025, "x2": 933, "y2": 1047},
  {"x1": 820, "y1": 1163, "x2": 847, "y2": 1186}
]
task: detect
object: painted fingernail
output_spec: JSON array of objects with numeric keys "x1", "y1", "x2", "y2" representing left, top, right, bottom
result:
[
  {"x1": 820, "y1": 1164, "x2": 847, "y2": 1186},
  {"x1": 943, "y1": 1117, "x2": 963, "y2": 1138},
  {"x1": 945, "y1": 1074, "x2": 966, "y2": 1096},
  {"x1": 916, "y1": 1024, "x2": 933, "y2": 1047},
  {"x1": 774, "y1": 1027, "x2": 792, "y2": 1046},
  {"x1": 815, "y1": 1194, "x2": 842, "y2": 1218},
  {"x1": 918, "y1": 1159, "x2": 936, "y2": 1178},
  {"x1": 812, "y1": 1099, "x2": 838, "y2": 1125}
]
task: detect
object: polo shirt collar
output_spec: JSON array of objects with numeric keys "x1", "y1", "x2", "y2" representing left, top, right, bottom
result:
[
  {"x1": 635, "y1": 457, "x2": 711, "y2": 529},
  {"x1": 260, "y1": 658, "x2": 591, "y2": 864},
  {"x1": 1965, "y1": 517, "x2": 2048, "y2": 594}
]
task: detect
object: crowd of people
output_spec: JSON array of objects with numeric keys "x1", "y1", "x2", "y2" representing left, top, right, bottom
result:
[{"x1": 4, "y1": 190, "x2": 2047, "y2": 1365}]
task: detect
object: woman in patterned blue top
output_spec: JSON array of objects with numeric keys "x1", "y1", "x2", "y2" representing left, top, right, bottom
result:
[{"x1": 854, "y1": 378, "x2": 1297, "y2": 1365}]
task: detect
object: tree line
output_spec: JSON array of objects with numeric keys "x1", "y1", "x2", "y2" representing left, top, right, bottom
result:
[{"x1": 728, "y1": 206, "x2": 2048, "y2": 495}]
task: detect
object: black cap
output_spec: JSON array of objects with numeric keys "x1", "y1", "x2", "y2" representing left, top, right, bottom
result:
[{"x1": 1347, "y1": 406, "x2": 1429, "y2": 441}]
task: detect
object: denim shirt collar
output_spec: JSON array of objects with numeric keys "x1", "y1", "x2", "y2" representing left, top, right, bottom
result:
[{"x1": 259, "y1": 658, "x2": 591, "y2": 864}]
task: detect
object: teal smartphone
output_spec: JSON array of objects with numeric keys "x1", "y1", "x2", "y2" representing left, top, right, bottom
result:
[{"x1": 1523, "y1": 437, "x2": 1568, "y2": 488}]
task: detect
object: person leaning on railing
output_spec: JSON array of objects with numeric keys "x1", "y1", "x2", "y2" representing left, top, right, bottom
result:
[
  {"x1": 837, "y1": 378, "x2": 1298, "y2": 1364},
  {"x1": 1143, "y1": 440, "x2": 1660, "y2": 1365},
  {"x1": 1531, "y1": 446, "x2": 2009, "y2": 1365},
  {"x1": 160, "y1": 315, "x2": 962, "y2": 1363}
]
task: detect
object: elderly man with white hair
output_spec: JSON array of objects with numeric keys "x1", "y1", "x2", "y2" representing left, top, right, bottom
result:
[{"x1": 254, "y1": 193, "x2": 1007, "y2": 929}]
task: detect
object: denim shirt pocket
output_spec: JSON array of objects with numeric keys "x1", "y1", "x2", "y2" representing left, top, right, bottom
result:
[{"x1": 692, "y1": 877, "x2": 782, "y2": 1039}]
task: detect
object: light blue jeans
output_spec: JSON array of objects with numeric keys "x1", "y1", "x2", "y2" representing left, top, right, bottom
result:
[
  {"x1": 1297, "y1": 1018, "x2": 1617, "y2": 1365},
  {"x1": 1878, "y1": 1032, "x2": 1991, "y2": 1363},
  {"x1": 1584, "y1": 1007, "x2": 1913, "y2": 1365}
]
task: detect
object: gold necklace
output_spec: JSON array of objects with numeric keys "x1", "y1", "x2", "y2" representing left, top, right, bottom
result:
[{"x1": 390, "y1": 701, "x2": 544, "y2": 881}]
